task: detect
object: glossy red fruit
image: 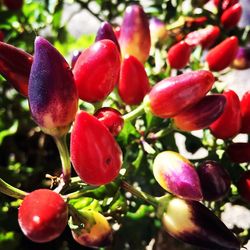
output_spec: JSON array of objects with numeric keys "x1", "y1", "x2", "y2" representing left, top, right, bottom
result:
[
  {"x1": 94, "y1": 107, "x2": 124, "y2": 136},
  {"x1": 73, "y1": 39, "x2": 120, "y2": 103},
  {"x1": 238, "y1": 170, "x2": 250, "y2": 202},
  {"x1": 167, "y1": 41, "x2": 191, "y2": 69},
  {"x1": 206, "y1": 36, "x2": 238, "y2": 71},
  {"x1": 197, "y1": 160, "x2": 231, "y2": 201},
  {"x1": 18, "y1": 189, "x2": 68, "y2": 243},
  {"x1": 221, "y1": 3, "x2": 242, "y2": 29},
  {"x1": 147, "y1": 70, "x2": 214, "y2": 118},
  {"x1": 118, "y1": 55, "x2": 150, "y2": 105},
  {"x1": 185, "y1": 26, "x2": 220, "y2": 49},
  {"x1": 210, "y1": 90, "x2": 241, "y2": 139},
  {"x1": 3, "y1": 0, "x2": 23, "y2": 10},
  {"x1": 70, "y1": 111, "x2": 122, "y2": 186},
  {"x1": 119, "y1": 4, "x2": 151, "y2": 64},
  {"x1": 227, "y1": 143, "x2": 250, "y2": 163},
  {"x1": 241, "y1": 91, "x2": 250, "y2": 133},
  {"x1": 173, "y1": 94, "x2": 226, "y2": 132}
]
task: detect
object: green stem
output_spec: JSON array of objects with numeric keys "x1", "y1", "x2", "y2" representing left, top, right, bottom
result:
[
  {"x1": 0, "y1": 178, "x2": 27, "y2": 199},
  {"x1": 166, "y1": 64, "x2": 172, "y2": 77},
  {"x1": 54, "y1": 135, "x2": 71, "y2": 185},
  {"x1": 121, "y1": 180, "x2": 159, "y2": 207},
  {"x1": 122, "y1": 103, "x2": 145, "y2": 123},
  {"x1": 148, "y1": 122, "x2": 175, "y2": 139}
]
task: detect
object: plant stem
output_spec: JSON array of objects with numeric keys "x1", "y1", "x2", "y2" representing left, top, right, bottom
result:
[
  {"x1": 54, "y1": 135, "x2": 71, "y2": 185},
  {"x1": 121, "y1": 180, "x2": 159, "y2": 207},
  {"x1": 148, "y1": 122, "x2": 175, "y2": 139},
  {"x1": 122, "y1": 103, "x2": 145, "y2": 123},
  {"x1": 0, "y1": 178, "x2": 27, "y2": 199}
]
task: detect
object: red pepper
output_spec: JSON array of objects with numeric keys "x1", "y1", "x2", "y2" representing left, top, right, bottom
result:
[
  {"x1": 206, "y1": 36, "x2": 238, "y2": 71},
  {"x1": 0, "y1": 41, "x2": 33, "y2": 97},
  {"x1": 221, "y1": 3, "x2": 242, "y2": 29},
  {"x1": 241, "y1": 91, "x2": 250, "y2": 133},
  {"x1": 167, "y1": 41, "x2": 191, "y2": 69},
  {"x1": 227, "y1": 143, "x2": 250, "y2": 163},
  {"x1": 238, "y1": 170, "x2": 250, "y2": 203},
  {"x1": 173, "y1": 94, "x2": 226, "y2": 132},
  {"x1": 209, "y1": 90, "x2": 241, "y2": 139},
  {"x1": 147, "y1": 70, "x2": 214, "y2": 118},
  {"x1": 94, "y1": 107, "x2": 124, "y2": 136},
  {"x1": 184, "y1": 16, "x2": 208, "y2": 29},
  {"x1": 73, "y1": 39, "x2": 120, "y2": 103},
  {"x1": 118, "y1": 55, "x2": 150, "y2": 105},
  {"x1": 70, "y1": 111, "x2": 123, "y2": 186},
  {"x1": 119, "y1": 4, "x2": 151, "y2": 64},
  {"x1": 185, "y1": 26, "x2": 220, "y2": 49}
]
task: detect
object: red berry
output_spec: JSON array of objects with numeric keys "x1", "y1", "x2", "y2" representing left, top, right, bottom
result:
[
  {"x1": 209, "y1": 90, "x2": 241, "y2": 139},
  {"x1": 118, "y1": 55, "x2": 150, "y2": 105},
  {"x1": 206, "y1": 36, "x2": 238, "y2": 71},
  {"x1": 73, "y1": 40, "x2": 120, "y2": 103},
  {"x1": 70, "y1": 111, "x2": 122, "y2": 186},
  {"x1": 167, "y1": 41, "x2": 191, "y2": 69},
  {"x1": 94, "y1": 107, "x2": 124, "y2": 136},
  {"x1": 18, "y1": 189, "x2": 68, "y2": 243},
  {"x1": 3, "y1": 0, "x2": 23, "y2": 10}
]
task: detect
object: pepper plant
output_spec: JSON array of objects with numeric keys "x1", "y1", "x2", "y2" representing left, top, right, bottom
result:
[{"x1": 0, "y1": 0, "x2": 250, "y2": 249}]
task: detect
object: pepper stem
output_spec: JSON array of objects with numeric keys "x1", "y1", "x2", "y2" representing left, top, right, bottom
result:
[
  {"x1": 122, "y1": 103, "x2": 145, "y2": 122},
  {"x1": 0, "y1": 178, "x2": 27, "y2": 199},
  {"x1": 121, "y1": 180, "x2": 159, "y2": 207},
  {"x1": 54, "y1": 135, "x2": 71, "y2": 185}
]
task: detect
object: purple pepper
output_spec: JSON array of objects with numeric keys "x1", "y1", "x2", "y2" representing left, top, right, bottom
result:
[{"x1": 28, "y1": 36, "x2": 78, "y2": 137}]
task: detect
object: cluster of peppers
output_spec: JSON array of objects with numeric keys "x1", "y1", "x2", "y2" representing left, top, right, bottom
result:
[{"x1": 0, "y1": 1, "x2": 250, "y2": 249}]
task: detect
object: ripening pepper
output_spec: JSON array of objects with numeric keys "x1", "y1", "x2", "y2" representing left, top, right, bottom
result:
[
  {"x1": 119, "y1": 4, "x2": 151, "y2": 64},
  {"x1": 70, "y1": 111, "x2": 122, "y2": 186},
  {"x1": 185, "y1": 26, "x2": 220, "y2": 49},
  {"x1": 240, "y1": 91, "x2": 250, "y2": 133},
  {"x1": 227, "y1": 143, "x2": 250, "y2": 163},
  {"x1": 118, "y1": 55, "x2": 150, "y2": 105},
  {"x1": 162, "y1": 198, "x2": 240, "y2": 250},
  {"x1": 0, "y1": 41, "x2": 33, "y2": 96},
  {"x1": 28, "y1": 37, "x2": 78, "y2": 137},
  {"x1": 232, "y1": 47, "x2": 250, "y2": 70},
  {"x1": 197, "y1": 160, "x2": 231, "y2": 201},
  {"x1": 153, "y1": 151, "x2": 203, "y2": 201},
  {"x1": 95, "y1": 21, "x2": 120, "y2": 51},
  {"x1": 206, "y1": 36, "x2": 238, "y2": 71},
  {"x1": 209, "y1": 90, "x2": 241, "y2": 140},
  {"x1": 70, "y1": 210, "x2": 112, "y2": 248},
  {"x1": 73, "y1": 40, "x2": 120, "y2": 103},
  {"x1": 146, "y1": 70, "x2": 214, "y2": 118},
  {"x1": 94, "y1": 107, "x2": 124, "y2": 136},
  {"x1": 173, "y1": 94, "x2": 226, "y2": 132},
  {"x1": 238, "y1": 170, "x2": 250, "y2": 203},
  {"x1": 149, "y1": 17, "x2": 168, "y2": 46},
  {"x1": 184, "y1": 16, "x2": 208, "y2": 29},
  {"x1": 167, "y1": 41, "x2": 191, "y2": 69},
  {"x1": 221, "y1": 3, "x2": 242, "y2": 29}
]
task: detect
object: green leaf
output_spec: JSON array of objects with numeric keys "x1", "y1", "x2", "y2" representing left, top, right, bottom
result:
[{"x1": 0, "y1": 121, "x2": 18, "y2": 145}]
